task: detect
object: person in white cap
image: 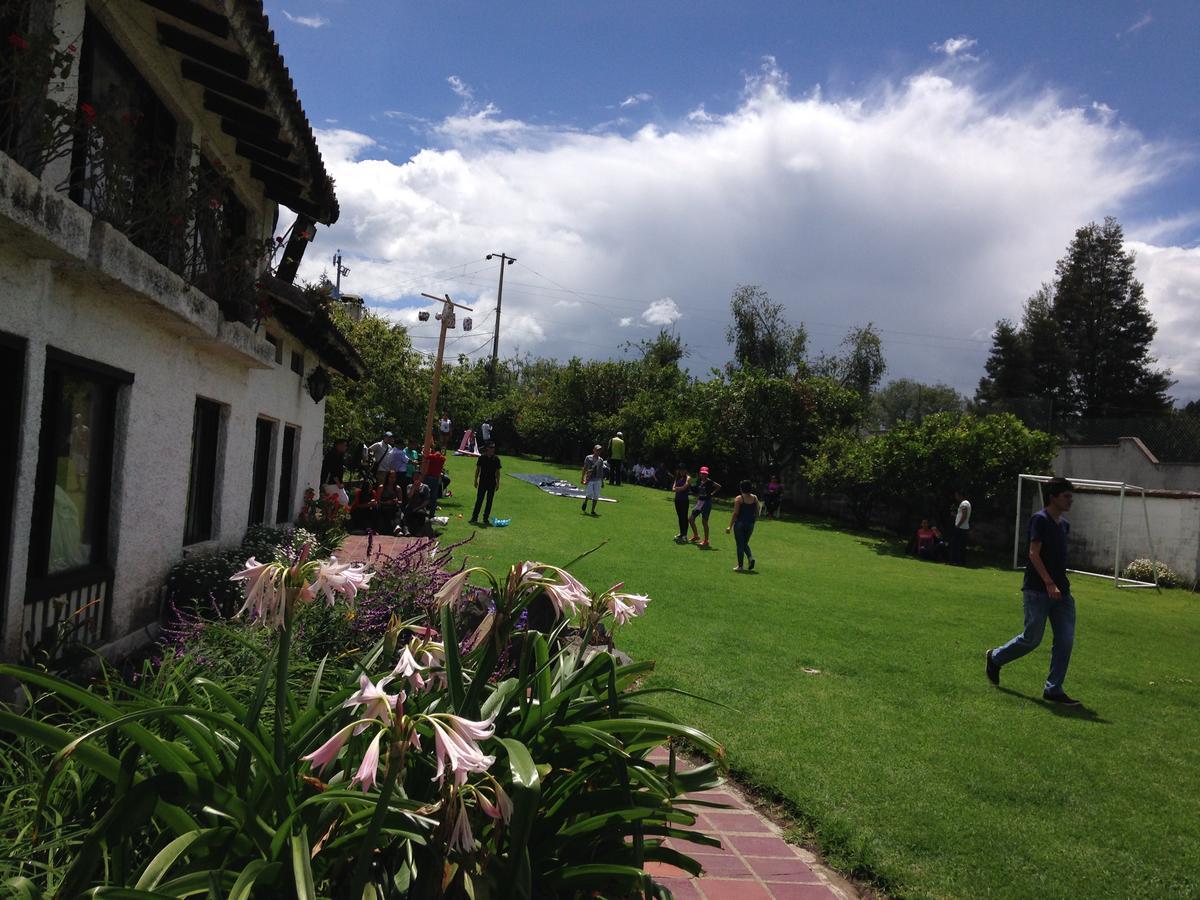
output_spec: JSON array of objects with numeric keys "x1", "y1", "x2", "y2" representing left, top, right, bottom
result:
[{"x1": 580, "y1": 444, "x2": 608, "y2": 515}]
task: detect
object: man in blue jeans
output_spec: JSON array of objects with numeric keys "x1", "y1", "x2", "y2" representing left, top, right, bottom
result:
[{"x1": 986, "y1": 477, "x2": 1081, "y2": 705}]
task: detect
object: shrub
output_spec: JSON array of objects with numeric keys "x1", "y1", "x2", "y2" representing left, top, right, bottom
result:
[
  {"x1": 164, "y1": 548, "x2": 246, "y2": 614},
  {"x1": 0, "y1": 558, "x2": 724, "y2": 897},
  {"x1": 1124, "y1": 559, "x2": 1184, "y2": 589}
]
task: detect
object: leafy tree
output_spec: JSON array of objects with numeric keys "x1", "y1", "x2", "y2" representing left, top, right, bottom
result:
[
  {"x1": 812, "y1": 323, "x2": 886, "y2": 399},
  {"x1": 976, "y1": 218, "x2": 1173, "y2": 419},
  {"x1": 323, "y1": 306, "x2": 426, "y2": 447},
  {"x1": 725, "y1": 284, "x2": 807, "y2": 378},
  {"x1": 803, "y1": 429, "x2": 884, "y2": 527},
  {"x1": 870, "y1": 379, "x2": 965, "y2": 429},
  {"x1": 806, "y1": 413, "x2": 1057, "y2": 531}
]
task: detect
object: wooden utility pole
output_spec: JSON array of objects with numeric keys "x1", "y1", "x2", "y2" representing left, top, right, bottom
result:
[
  {"x1": 486, "y1": 252, "x2": 515, "y2": 395},
  {"x1": 419, "y1": 292, "x2": 473, "y2": 474}
]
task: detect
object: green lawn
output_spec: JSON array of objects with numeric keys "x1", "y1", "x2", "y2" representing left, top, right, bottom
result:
[{"x1": 436, "y1": 453, "x2": 1200, "y2": 899}]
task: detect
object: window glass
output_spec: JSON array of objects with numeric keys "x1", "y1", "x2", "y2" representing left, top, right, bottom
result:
[{"x1": 48, "y1": 373, "x2": 107, "y2": 573}]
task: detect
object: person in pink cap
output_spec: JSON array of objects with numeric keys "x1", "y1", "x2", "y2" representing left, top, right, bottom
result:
[{"x1": 687, "y1": 466, "x2": 722, "y2": 546}]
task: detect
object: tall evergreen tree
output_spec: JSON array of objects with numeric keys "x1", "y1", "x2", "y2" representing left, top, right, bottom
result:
[
  {"x1": 976, "y1": 319, "x2": 1032, "y2": 407},
  {"x1": 1052, "y1": 217, "x2": 1172, "y2": 416},
  {"x1": 975, "y1": 218, "x2": 1173, "y2": 419}
]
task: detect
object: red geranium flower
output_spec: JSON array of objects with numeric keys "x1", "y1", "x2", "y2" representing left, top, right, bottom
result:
[
  {"x1": 79, "y1": 103, "x2": 96, "y2": 124},
  {"x1": 8, "y1": 32, "x2": 29, "y2": 51}
]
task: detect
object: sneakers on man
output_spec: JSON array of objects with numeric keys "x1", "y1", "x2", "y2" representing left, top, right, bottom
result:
[
  {"x1": 985, "y1": 649, "x2": 1000, "y2": 686},
  {"x1": 1042, "y1": 689, "x2": 1081, "y2": 706}
]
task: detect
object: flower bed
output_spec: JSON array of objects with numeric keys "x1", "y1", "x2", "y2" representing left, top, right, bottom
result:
[{"x1": 0, "y1": 537, "x2": 725, "y2": 897}]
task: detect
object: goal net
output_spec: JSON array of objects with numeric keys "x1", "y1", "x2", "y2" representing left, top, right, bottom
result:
[{"x1": 1013, "y1": 474, "x2": 1161, "y2": 590}]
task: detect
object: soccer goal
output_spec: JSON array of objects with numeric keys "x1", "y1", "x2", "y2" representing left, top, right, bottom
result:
[{"x1": 1013, "y1": 474, "x2": 1160, "y2": 590}]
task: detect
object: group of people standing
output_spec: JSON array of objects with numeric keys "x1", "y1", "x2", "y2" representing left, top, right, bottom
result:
[{"x1": 668, "y1": 468, "x2": 765, "y2": 571}]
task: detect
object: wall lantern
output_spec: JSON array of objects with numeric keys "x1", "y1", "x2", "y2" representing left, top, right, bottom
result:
[{"x1": 307, "y1": 365, "x2": 332, "y2": 402}]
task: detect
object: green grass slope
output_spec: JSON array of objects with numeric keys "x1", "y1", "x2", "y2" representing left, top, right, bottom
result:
[{"x1": 434, "y1": 453, "x2": 1200, "y2": 899}]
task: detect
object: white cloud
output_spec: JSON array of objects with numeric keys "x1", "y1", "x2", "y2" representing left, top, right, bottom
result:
[
  {"x1": 619, "y1": 317, "x2": 634, "y2": 327},
  {"x1": 282, "y1": 10, "x2": 329, "y2": 28},
  {"x1": 642, "y1": 298, "x2": 682, "y2": 326},
  {"x1": 1127, "y1": 241, "x2": 1200, "y2": 401},
  {"x1": 931, "y1": 36, "x2": 978, "y2": 60},
  {"x1": 620, "y1": 92, "x2": 653, "y2": 109},
  {"x1": 1118, "y1": 13, "x2": 1153, "y2": 38},
  {"x1": 304, "y1": 62, "x2": 1195, "y2": 397},
  {"x1": 447, "y1": 75, "x2": 475, "y2": 104},
  {"x1": 687, "y1": 105, "x2": 716, "y2": 124}
]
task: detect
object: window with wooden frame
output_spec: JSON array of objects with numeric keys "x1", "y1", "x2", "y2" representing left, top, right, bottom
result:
[{"x1": 26, "y1": 349, "x2": 131, "y2": 607}]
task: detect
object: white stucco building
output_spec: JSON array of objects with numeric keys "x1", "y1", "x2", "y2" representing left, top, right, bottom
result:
[{"x1": 0, "y1": 0, "x2": 361, "y2": 663}]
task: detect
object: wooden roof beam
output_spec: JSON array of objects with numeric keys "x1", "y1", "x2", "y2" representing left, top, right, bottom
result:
[
  {"x1": 235, "y1": 140, "x2": 303, "y2": 179},
  {"x1": 141, "y1": 0, "x2": 229, "y2": 38},
  {"x1": 220, "y1": 120, "x2": 294, "y2": 158},
  {"x1": 157, "y1": 23, "x2": 248, "y2": 79},
  {"x1": 204, "y1": 90, "x2": 281, "y2": 137},
  {"x1": 180, "y1": 58, "x2": 267, "y2": 109}
]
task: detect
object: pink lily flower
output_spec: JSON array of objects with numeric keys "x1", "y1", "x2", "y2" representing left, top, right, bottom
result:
[
  {"x1": 230, "y1": 558, "x2": 284, "y2": 625},
  {"x1": 609, "y1": 591, "x2": 651, "y2": 625},
  {"x1": 434, "y1": 568, "x2": 473, "y2": 608},
  {"x1": 301, "y1": 721, "x2": 357, "y2": 773},
  {"x1": 306, "y1": 556, "x2": 373, "y2": 607},
  {"x1": 351, "y1": 729, "x2": 384, "y2": 792},
  {"x1": 392, "y1": 645, "x2": 427, "y2": 692},
  {"x1": 426, "y1": 713, "x2": 497, "y2": 786},
  {"x1": 477, "y1": 781, "x2": 513, "y2": 822},
  {"x1": 344, "y1": 673, "x2": 402, "y2": 733},
  {"x1": 448, "y1": 794, "x2": 477, "y2": 852}
]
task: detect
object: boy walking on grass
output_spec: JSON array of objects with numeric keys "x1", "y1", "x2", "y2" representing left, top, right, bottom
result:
[{"x1": 986, "y1": 477, "x2": 1081, "y2": 706}]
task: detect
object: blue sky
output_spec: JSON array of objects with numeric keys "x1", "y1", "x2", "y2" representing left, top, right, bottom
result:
[{"x1": 267, "y1": 1, "x2": 1200, "y2": 402}]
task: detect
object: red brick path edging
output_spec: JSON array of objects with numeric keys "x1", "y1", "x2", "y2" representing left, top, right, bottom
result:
[{"x1": 645, "y1": 747, "x2": 858, "y2": 900}]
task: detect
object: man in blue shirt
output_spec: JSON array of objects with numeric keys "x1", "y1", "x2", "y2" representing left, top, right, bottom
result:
[{"x1": 985, "y1": 477, "x2": 1081, "y2": 705}]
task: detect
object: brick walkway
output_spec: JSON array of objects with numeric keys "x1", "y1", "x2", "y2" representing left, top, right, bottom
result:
[
  {"x1": 337, "y1": 533, "x2": 423, "y2": 564},
  {"x1": 339, "y1": 536, "x2": 857, "y2": 899},
  {"x1": 645, "y1": 748, "x2": 856, "y2": 900}
]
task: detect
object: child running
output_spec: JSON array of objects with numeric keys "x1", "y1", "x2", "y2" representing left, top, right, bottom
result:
[
  {"x1": 688, "y1": 467, "x2": 721, "y2": 546},
  {"x1": 726, "y1": 479, "x2": 760, "y2": 571}
]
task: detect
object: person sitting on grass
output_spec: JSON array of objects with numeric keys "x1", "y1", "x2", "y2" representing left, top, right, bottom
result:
[
  {"x1": 373, "y1": 471, "x2": 401, "y2": 534},
  {"x1": 725, "y1": 479, "x2": 760, "y2": 572},
  {"x1": 347, "y1": 479, "x2": 376, "y2": 533},
  {"x1": 400, "y1": 473, "x2": 432, "y2": 537},
  {"x1": 914, "y1": 518, "x2": 945, "y2": 561},
  {"x1": 688, "y1": 466, "x2": 721, "y2": 546},
  {"x1": 763, "y1": 474, "x2": 783, "y2": 519}
]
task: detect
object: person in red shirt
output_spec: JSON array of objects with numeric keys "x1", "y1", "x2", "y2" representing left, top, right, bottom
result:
[
  {"x1": 424, "y1": 447, "x2": 447, "y2": 511},
  {"x1": 914, "y1": 519, "x2": 945, "y2": 561}
]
